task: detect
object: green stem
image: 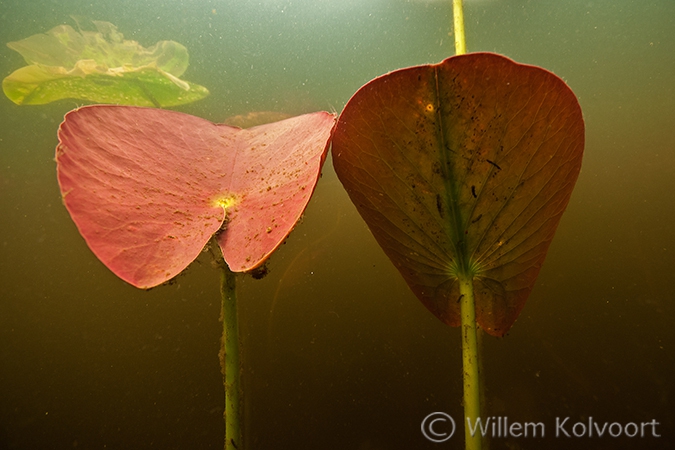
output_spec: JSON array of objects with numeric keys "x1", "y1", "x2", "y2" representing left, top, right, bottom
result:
[
  {"x1": 219, "y1": 264, "x2": 241, "y2": 450},
  {"x1": 453, "y1": 0, "x2": 467, "y2": 55},
  {"x1": 459, "y1": 274, "x2": 482, "y2": 450},
  {"x1": 454, "y1": 5, "x2": 478, "y2": 448}
]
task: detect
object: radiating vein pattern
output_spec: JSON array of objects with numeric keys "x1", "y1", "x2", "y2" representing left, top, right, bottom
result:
[{"x1": 332, "y1": 53, "x2": 584, "y2": 336}]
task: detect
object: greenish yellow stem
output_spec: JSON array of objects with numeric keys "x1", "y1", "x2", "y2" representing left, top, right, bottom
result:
[
  {"x1": 219, "y1": 265, "x2": 241, "y2": 450},
  {"x1": 452, "y1": 2, "x2": 478, "y2": 446},
  {"x1": 459, "y1": 274, "x2": 482, "y2": 450},
  {"x1": 453, "y1": 0, "x2": 467, "y2": 55}
]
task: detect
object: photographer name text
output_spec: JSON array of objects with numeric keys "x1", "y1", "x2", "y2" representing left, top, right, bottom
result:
[{"x1": 466, "y1": 416, "x2": 661, "y2": 438}]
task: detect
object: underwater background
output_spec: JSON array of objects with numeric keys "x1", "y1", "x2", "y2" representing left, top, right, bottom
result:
[{"x1": 1, "y1": 0, "x2": 673, "y2": 449}]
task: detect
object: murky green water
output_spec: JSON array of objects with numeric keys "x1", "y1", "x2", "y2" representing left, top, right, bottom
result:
[{"x1": 1, "y1": 1, "x2": 673, "y2": 449}]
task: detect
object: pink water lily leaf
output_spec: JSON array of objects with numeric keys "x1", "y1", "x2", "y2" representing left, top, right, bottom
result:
[{"x1": 56, "y1": 105, "x2": 335, "y2": 289}]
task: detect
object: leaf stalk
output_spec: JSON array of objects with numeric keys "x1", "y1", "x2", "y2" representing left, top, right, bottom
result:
[
  {"x1": 453, "y1": 0, "x2": 467, "y2": 55},
  {"x1": 459, "y1": 273, "x2": 483, "y2": 450},
  {"x1": 220, "y1": 265, "x2": 242, "y2": 450}
]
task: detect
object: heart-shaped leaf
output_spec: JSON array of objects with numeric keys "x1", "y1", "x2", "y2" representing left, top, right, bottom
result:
[
  {"x1": 57, "y1": 105, "x2": 335, "y2": 289},
  {"x1": 332, "y1": 53, "x2": 584, "y2": 336}
]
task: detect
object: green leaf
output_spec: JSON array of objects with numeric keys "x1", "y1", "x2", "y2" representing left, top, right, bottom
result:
[
  {"x1": 3, "y1": 19, "x2": 208, "y2": 107},
  {"x1": 3, "y1": 64, "x2": 208, "y2": 107},
  {"x1": 332, "y1": 53, "x2": 585, "y2": 336}
]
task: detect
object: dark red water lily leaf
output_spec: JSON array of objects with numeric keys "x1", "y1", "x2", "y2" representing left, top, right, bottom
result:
[
  {"x1": 332, "y1": 53, "x2": 584, "y2": 336},
  {"x1": 57, "y1": 105, "x2": 335, "y2": 289}
]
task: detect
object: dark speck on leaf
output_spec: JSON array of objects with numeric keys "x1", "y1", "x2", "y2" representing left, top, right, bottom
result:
[
  {"x1": 471, "y1": 185, "x2": 477, "y2": 198},
  {"x1": 486, "y1": 159, "x2": 501, "y2": 170},
  {"x1": 436, "y1": 194, "x2": 444, "y2": 217}
]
